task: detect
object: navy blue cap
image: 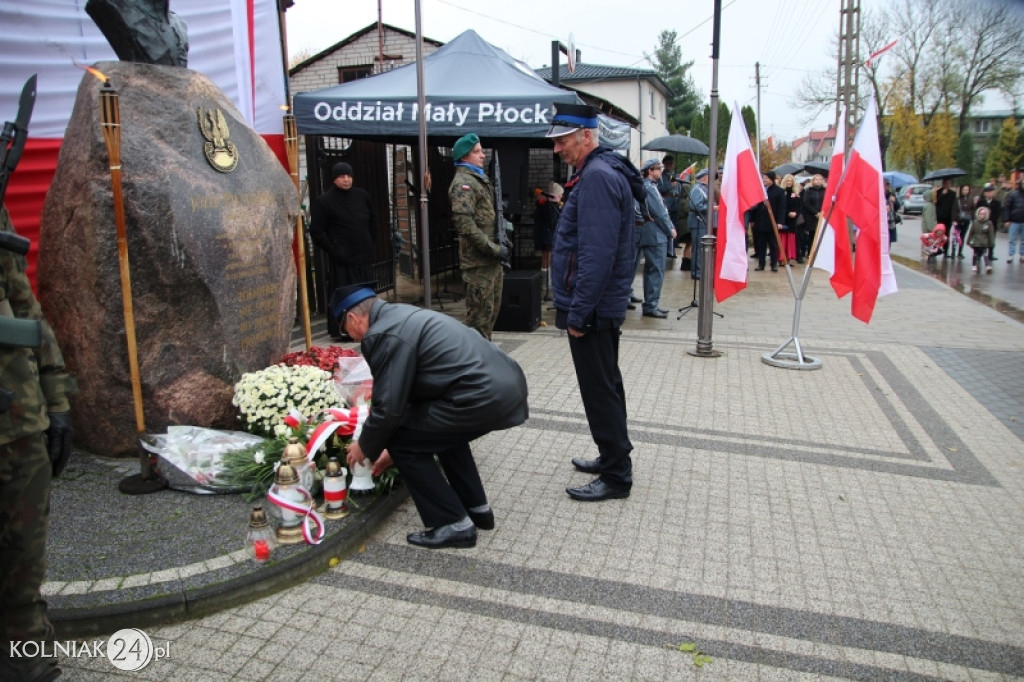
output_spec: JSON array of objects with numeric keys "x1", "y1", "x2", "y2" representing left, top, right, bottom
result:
[
  {"x1": 329, "y1": 282, "x2": 377, "y2": 321},
  {"x1": 545, "y1": 103, "x2": 600, "y2": 138}
]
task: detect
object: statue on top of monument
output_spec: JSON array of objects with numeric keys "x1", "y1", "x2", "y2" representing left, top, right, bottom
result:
[{"x1": 86, "y1": 0, "x2": 189, "y2": 67}]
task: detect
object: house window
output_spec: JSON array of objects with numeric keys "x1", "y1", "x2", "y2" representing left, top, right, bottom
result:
[
  {"x1": 338, "y1": 65, "x2": 373, "y2": 84},
  {"x1": 973, "y1": 119, "x2": 991, "y2": 134},
  {"x1": 649, "y1": 89, "x2": 655, "y2": 118}
]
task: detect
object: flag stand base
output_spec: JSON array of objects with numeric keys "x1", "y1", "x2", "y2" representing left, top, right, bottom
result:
[{"x1": 762, "y1": 336, "x2": 821, "y2": 370}]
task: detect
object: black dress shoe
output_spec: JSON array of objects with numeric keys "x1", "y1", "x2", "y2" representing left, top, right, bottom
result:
[
  {"x1": 468, "y1": 509, "x2": 495, "y2": 530},
  {"x1": 629, "y1": 294, "x2": 642, "y2": 303},
  {"x1": 771, "y1": 266, "x2": 778, "y2": 271},
  {"x1": 754, "y1": 266, "x2": 765, "y2": 271},
  {"x1": 642, "y1": 309, "x2": 667, "y2": 318},
  {"x1": 626, "y1": 303, "x2": 636, "y2": 310},
  {"x1": 571, "y1": 456, "x2": 601, "y2": 473},
  {"x1": 566, "y1": 478, "x2": 630, "y2": 502},
  {"x1": 407, "y1": 523, "x2": 477, "y2": 549}
]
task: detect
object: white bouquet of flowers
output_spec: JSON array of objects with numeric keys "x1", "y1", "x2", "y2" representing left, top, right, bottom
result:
[{"x1": 232, "y1": 364, "x2": 342, "y2": 439}]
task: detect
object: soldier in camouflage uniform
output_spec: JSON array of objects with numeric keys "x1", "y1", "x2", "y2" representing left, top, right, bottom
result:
[
  {"x1": 447, "y1": 133, "x2": 506, "y2": 340},
  {"x1": 1, "y1": 206, "x2": 76, "y2": 682}
]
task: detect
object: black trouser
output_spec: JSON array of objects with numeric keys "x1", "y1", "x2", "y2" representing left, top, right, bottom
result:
[
  {"x1": 567, "y1": 322, "x2": 633, "y2": 489},
  {"x1": 753, "y1": 230, "x2": 778, "y2": 268},
  {"x1": 386, "y1": 429, "x2": 489, "y2": 528}
]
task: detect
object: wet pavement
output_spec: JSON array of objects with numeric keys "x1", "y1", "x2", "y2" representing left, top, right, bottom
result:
[
  {"x1": 46, "y1": 239, "x2": 1024, "y2": 680},
  {"x1": 890, "y1": 214, "x2": 1024, "y2": 322}
]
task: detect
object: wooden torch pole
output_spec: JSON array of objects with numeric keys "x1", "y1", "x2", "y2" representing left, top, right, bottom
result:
[
  {"x1": 284, "y1": 113, "x2": 313, "y2": 349},
  {"x1": 99, "y1": 78, "x2": 165, "y2": 493}
]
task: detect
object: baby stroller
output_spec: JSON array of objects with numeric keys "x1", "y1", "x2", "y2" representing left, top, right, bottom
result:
[{"x1": 920, "y1": 225, "x2": 948, "y2": 262}]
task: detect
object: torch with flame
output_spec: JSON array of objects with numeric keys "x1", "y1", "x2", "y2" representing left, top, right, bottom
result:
[{"x1": 82, "y1": 65, "x2": 166, "y2": 493}]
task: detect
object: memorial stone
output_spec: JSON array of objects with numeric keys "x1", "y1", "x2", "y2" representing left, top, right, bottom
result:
[{"x1": 39, "y1": 61, "x2": 298, "y2": 456}]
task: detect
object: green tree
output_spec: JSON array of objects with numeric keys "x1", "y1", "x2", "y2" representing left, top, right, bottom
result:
[
  {"x1": 741, "y1": 106, "x2": 757, "y2": 143},
  {"x1": 984, "y1": 117, "x2": 1021, "y2": 179},
  {"x1": 887, "y1": 96, "x2": 928, "y2": 178},
  {"x1": 955, "y1": 130, "x2": 976, "y2": 184},
  {"x1": 925, "y1": 111, "x2": 956, "y2": 172},
  {"x1": 688, "y1": 102, "x2": 740, "y2": 167},
  {"x1": 646, "y1": 30, "x2": 703, "y2": 135},
  {"x1": 1017, "y1": 126, "x2": 1024, "y2": 170}
]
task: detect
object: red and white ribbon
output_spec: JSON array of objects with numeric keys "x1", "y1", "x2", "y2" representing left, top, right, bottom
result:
[
  {"x1": 305, "y1": 406, "x2": 370, "y2": 459},
  {"x1": 283, "y1": 409, "x2": 305, "y2": 430},
  {"x1": 266, "y1": 485, "x2": 325, "y2": 545}
]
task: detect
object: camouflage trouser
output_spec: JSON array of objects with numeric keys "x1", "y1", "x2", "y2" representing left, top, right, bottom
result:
[
  {"x1": 0, "y1": 434, "x2": 58, "y2": 680},
  {"x1": 462, "y1": 263, "x2": 503, "y2": 340}
]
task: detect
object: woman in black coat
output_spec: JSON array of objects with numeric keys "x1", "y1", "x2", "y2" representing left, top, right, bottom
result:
[{"x1": 801, "y1": 174, "x2": 826, "y2": 261}]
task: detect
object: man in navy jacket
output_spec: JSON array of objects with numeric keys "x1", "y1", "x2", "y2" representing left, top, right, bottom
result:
[{"x1": 547, "y1": 103, "x2": 636, "y2": 502}]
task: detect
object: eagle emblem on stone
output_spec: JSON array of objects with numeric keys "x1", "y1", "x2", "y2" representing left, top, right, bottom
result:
[{"x1": 198, "y1": 107, "x2": 239, "y2": 173}]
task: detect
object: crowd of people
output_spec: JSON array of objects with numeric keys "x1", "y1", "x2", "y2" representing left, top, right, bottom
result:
[{"x1": 919, "y1": 175, "x2": 1024, "y2": 269}]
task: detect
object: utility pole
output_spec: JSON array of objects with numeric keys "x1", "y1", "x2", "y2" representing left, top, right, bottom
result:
[
  {"x1": 836, "y1": 0, "x2": 861, "y2": 137},
  {"x1": 755, "y1": 61, "x2": 762, "y2": 170}
]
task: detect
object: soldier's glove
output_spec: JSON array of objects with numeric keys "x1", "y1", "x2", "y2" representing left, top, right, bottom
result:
[
  {"x1": 497, "y1": 245, "x2": 509, "y2": 262},
  {"x1": 46, "y1": 411, "x2": 74, "y2": 477}
]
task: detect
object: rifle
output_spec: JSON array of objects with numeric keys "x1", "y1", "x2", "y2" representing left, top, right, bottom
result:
[
  {"x1": 1, "y1": 74, "x2": 41, "y2": 413},
  {"x1": 491, "y1": 149, "x2": 513, "y2": 271},
  {"x1": 0, "y1": 75, "x2": 36, "y2": 208}
]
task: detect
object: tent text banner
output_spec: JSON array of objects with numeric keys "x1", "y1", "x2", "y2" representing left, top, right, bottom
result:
[{"x1": 300, "y1": 99, "x2": 556, "y2": 137}]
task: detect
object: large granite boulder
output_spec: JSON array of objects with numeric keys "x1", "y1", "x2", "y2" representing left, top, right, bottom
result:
[{"x1": 39, "y1": 61, "x2": 298, "y2": 456}]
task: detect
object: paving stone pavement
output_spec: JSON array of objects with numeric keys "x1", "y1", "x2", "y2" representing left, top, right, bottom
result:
[{"x1": 57, "y1": 258, "x2": 1024, "y2": 681}]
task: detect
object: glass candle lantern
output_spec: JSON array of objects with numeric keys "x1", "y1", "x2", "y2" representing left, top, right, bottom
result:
[
  {"x1": 245, "y1": 505, "x2": 277, "y2": 562},
  {"x1": 266, "y1": 462, "x2": 312, "y2": 545},
  {"x1": 282, "y1": 437, "x2": 314, "y2": 492},
  {"x1": 322, "y1": 456, "x2": 349, "y2": 519}
]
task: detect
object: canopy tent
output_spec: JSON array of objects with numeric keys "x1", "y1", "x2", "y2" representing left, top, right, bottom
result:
[
  {"x1": 292, "y1": 28, "x2": 635, "y2": 308},
  {"x1": 293, "y1": 29, "x2": 587, "y2": 142}
]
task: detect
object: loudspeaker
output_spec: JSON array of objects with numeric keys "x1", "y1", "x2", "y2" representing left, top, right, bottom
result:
[{"x1": 494, "y1": 270, "x2": 541, "y2": 332}]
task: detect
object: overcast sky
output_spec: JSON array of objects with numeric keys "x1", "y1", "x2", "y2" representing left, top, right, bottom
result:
[{"x1": 283, "y1": 0, "x2": 1018, "y2": 145}]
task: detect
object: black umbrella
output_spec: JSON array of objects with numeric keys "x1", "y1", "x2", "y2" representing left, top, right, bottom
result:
[
  {"x1": 922, "y1": 168, "x2": 966, "y2": 181},
  {"x1": 641, "y1": 134, "x2": 710, "y2": 156},
  {"x1": 773, "y1": 162, "x2": 803, "y2": 176},
  {"x1": 803, "y1": 161, "x2": 831, "y2": 176}
]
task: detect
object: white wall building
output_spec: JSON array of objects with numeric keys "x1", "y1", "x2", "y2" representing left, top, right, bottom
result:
[{"x1": 535, "y1": 64, "x2": 672, "y2": 166}]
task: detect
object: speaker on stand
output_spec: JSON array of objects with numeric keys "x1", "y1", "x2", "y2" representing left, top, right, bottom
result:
[{"x1": 494, "y1": 270, "x2": 542, "y2": 332}]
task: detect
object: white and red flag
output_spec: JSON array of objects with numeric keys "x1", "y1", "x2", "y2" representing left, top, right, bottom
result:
[
  {"x1": 832, "y1": 97, "x2": 898, "y2": 323},
  {"x1": 865, "y1": 39, "x2": 898, "y2": 67},
  {"x1": 714, "y1": 103, "x2": 766, "y2": 302},
  {"x1": 812, "y1": 107, "x2": 854, "y2": 298}
]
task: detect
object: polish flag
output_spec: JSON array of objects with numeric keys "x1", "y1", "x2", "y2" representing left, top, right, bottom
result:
[
  {"x1": 832, "y1": 97, "x2": 897, "y2": 323},
  {"x1": 812, "y1": 108, "x2": 854, "y2": 298},
  {"x1": 865, "y1": 39, "x2": 898, "y2": 67},
  {"x1": 714, "y1": 103, "x2": 767, "y2": 302}
]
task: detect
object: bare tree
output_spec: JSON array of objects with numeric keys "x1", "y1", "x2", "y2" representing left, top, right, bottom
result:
[{"x1": 943, "y1": 0, "x2": 1024, "y2": 134}]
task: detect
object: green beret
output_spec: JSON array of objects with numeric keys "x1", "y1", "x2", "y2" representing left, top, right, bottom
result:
[{"x1": 452, "y1": 133, "x2": 480, "y2": 162}]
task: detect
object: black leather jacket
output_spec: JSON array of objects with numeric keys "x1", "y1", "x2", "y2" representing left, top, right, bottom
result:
[{"x1": 356, "y1": 301, "x2": 529, "y2": 460}]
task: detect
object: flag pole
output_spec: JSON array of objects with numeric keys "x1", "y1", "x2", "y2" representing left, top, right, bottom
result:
[
  {"x1": 761, "y1": 203, "x2": 843, "y2": 370},
  {"x1": 762, "y1": 107, "x2": 853, "y2": 370},
  {"x1": 414, "y1": 0, "x2": 432, "y2": 309},
  {"x1": 283, "y1": 113, "x2": 313, "y2": 350},
  {"x1": 688, "y1": 0, "x2": 723, "y2": 359}
]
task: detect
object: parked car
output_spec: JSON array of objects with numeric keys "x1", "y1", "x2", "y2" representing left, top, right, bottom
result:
[{"x1": 902, "y1": 184, "x2": 931, "y2": 215}]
